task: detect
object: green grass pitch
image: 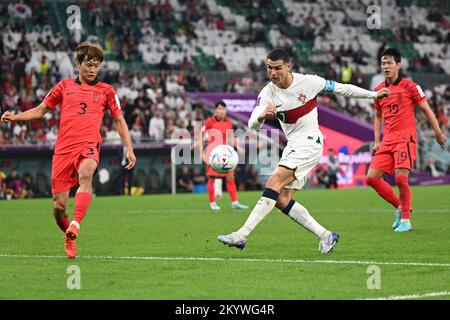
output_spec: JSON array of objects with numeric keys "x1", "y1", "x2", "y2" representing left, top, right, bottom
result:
[{"x1": 0, "y1": 185, "x2": 449, "y2": 300}]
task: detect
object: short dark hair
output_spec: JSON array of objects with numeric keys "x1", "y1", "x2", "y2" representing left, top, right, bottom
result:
[
  {"x1": 267, "y1": 48, "x2": 290, "y2": 63},
  {"x1": 215, "y1": 100, "x2": 226, "y2": 109},
  {"x1": 380, "y1": 48, "x2": 401, "y2": 63},
  {"x1": 76, "y1": 42, "x2": 105, "y2": 64}
]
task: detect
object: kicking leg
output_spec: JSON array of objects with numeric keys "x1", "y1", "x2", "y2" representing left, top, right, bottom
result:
[
  {"x1": 366, "y1": 167, "x2": 403, "y2": 229},
  {"x1": 53, "y1": 191, "x2": 70, "y2": 232},
  {"x1": 66, "y1": 158, "x2": 97, "y2": 240},
  {"x1": 218, "y1": 166, "x2": 295, "y2": 249},
  {"x1": 276, "y1": 189, "x2": 339, "y2": 253},
  {"x1": 366, "y1": 168, "x2": 400, "y2": 209}
]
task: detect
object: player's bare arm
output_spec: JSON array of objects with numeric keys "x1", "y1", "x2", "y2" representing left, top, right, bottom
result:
[
  {"x1": 418, "y1": 101, "x2": 448, "y2": 148},
  {"x1": 114, "y1": 115, "x2": 137, "y2": 170},
  {"x1": 257, "y1": 105, "x2": 277, "y2": 123},
  {"x1": 373, "y1": 108, "x2": 383, "y2": 154},
  {"x1": 199, "y1": 127, "x2": 206, "y2": 163},
  {"x1": 1, "y1": 102, "x2": 51, "y2": 123}
]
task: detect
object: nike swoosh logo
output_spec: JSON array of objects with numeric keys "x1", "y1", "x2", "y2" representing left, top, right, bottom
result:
[{"x1": 276, "y1": 104, "x2": 282, "y2": 108}]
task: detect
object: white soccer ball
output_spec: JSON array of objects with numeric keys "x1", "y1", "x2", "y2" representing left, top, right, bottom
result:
[{"x1": 209, "y1": 144, "x2": 239, "y2": 174}]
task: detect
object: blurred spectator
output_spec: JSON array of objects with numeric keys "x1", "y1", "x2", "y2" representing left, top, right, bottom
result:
[
  {"x1": 0, "y1": 171, "x2": 6, "y2": 199},
  {"x1": 340, "y1": 60, "x2": 352, "y2": 84},
  {"x1": 46, "y1": 126, "x2": 58, "y2": 145},
  {"x1": 245, "y1": 165, "x2": 262, "y2": 190},
  {"x1": 39, "y1": 55, "x2": 49, "y2": 77},
  {"x1": 191, "y1": 166, "x2": 206, "y2": 186},
  {"x1": 215, "y1": 57, "x2": 227, "y2": 71},
  {"x1": 13, "y1": 121, "x2": 27, "y2": 144},
  {"x1": 149, "y1": 111, "x2": 165, "y2": 142},
  {"x1": 22, "y1": 173, "x2": 34, "y2": 198},
  {"x1": 118, "y1": 146, "x2": 134, "y2": 195},
  {"x1": 177, "y1": 166, "x2": 193, "y2": 192},
  {"x1": 216, "y1": 15, "x2": 225, "y2": 30},
  {"x1": 130, "y1": 122, "x2": 142, "y2": 143},
  {"x1": 425, "y1": 158, "x2": 444, "y2": 177},
  {"x1": 326, "y1": 148, "x2": 339, "y2": 189},
  {"x1": 165, "y1": 118, "x2": 175, "y2": 138},
  {"x1": 248, "y1": 58, "x2": 259, "y2": 73},
  {"x1": 315, "y1": 164, "x2": 329, "y2": 188},
  {"x1": 105, "y1": 123, "x2": 121, "y2": 144},
  {"x1": 5, "y1": 170, "x2": 25, "y2": 199}
]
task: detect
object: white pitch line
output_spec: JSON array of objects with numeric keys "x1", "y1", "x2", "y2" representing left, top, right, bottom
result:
[
  {"x1": 0, "y1": 253, "x2": 450, "y2": 268},
  {"x1": 361, "y1": 291, "x2": 450, "y2": 300}
]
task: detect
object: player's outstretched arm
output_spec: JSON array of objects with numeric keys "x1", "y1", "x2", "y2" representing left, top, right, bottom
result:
[
  {"x1": 114, "y1": 115, "x2": 137, "y2": 170},
  {"x1": 418, "y1": 101, "x2": 448, "y2": 148},
  {"x1": 324, "y1": 80, "x2": 390, "y2": 100},
  {"x1": 1, "y1": 102, "x2": 51, "y2": 123}
]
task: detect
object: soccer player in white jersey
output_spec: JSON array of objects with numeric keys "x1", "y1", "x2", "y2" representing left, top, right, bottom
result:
[{"x1": 218, "y1": 49, "x2": 390, "y2": 253}]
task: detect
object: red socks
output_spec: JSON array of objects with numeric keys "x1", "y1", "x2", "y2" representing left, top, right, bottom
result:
[
  {"x1": 207, "y1": 179, "x2": 215, "y2": 203},
  {"x1": 395, "y1": 174, "x2": 412, "y2": 220},
  {"x1": 226, "y1": 179, "x2": 238, "y2": 202},
  {"x1": 72, "y1": 192, "x2": 92, "y2": 225},
  {"x1": 56, "y1": 217, "x2": 69, "y2": 232},
  {"x1": 366, "y1": 177, "x2": 400, "y2": 209},
  {"x1": 208, "y1": 178, "x2": 239, "y2": 203}
]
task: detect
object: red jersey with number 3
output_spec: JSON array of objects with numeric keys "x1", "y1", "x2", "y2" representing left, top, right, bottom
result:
[
  {"x1": 374, "y1": 77, "x2": 427, "y2": 145},
  {"x1": 43, "y1": 78, "x2": 122, "y2": 154}
]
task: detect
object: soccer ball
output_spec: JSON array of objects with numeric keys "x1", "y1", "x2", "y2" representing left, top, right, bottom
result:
[{"x1": 209, "y1": 144, "x2": 239, "y2": 174}]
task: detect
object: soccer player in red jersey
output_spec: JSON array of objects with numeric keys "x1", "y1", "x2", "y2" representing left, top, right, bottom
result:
[
  {"x1": 200, "y1": 101, "x2": 248, "y2": 211},
  {"x1": 366, "y1": 48, "x2": 447, "y2": 232},
  {"x1": 1, "y1": 43, "x2": 136, "y2": 257}
]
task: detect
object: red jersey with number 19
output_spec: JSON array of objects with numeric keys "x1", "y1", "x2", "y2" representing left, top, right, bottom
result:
[
  {"x1": 43, "y1": 78, "x2": 122, "y2": 154},
  {"x1": 374, "y1": 77, "x2": 427, "y2": 145}
]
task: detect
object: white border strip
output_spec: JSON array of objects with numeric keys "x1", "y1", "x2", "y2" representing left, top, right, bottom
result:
[
  {"x1": 362, "y1": 291, "x2": 450, "y2": 300},
  {"x1": 1, "y1": 253, "x2": 450, "y2": 267}
]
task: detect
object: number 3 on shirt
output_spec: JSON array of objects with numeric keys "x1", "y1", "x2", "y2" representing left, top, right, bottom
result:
[{"x1": 78, "y1": 102, "x2": 87, "y2": 115}]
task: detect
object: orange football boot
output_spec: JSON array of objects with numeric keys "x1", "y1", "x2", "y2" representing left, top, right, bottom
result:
[
  {"x1": 66, "y1": 223, "x2": 79, "y2": 240},
  {"x1": 65, "y1": 235, "x2": 77, "y2": 259}
]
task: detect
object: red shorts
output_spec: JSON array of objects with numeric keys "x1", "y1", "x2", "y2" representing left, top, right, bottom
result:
[
  {"x1": 51, "y1": 144, "x2": 100, "y2": 194},
  {"x1": 370, "y1": 141, "x2": 416, "y2": 174},
  {"x1": 207, "y1": 165, "x2": 234, "y2": 178}
]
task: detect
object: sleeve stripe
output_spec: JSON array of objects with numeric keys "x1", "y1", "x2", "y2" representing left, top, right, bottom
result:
[{"x1": 114, "y1": 94, "x2": 121, "y2": 110}]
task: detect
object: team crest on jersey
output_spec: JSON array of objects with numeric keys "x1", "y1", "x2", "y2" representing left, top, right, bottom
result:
[
  {"x1": 93, "y1": 91, "x2": 100, "y2": 103},
  {"x1": 297, "y1": 93, "x2": 307, "y2": 104}
]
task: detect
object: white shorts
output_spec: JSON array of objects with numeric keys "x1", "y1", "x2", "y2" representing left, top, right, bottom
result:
[{"x1": 279, "y1": 134, "x2": 323, "y2": 190}]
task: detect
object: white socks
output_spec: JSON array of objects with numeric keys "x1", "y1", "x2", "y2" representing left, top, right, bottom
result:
[
  {"x1": 237, "y1": 196, "x2": 277, "y2": 238},
  {"x1": 286, "y1": 202, "x2": 328, "y2": 238}
]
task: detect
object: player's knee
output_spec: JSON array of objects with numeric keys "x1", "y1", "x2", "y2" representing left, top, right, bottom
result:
[
  {"x1": 78, "y1": 173, "x2": 93, "y2": 186},
  {"x1": 275, "y1": 195, "x2": 290, "y2": 210},
  {"x1": 395, "y1": 174, "x2": 409, "y2": 187},
  {"x1": 53, "y1": 200, "x2": 67, "y2": 215}
]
